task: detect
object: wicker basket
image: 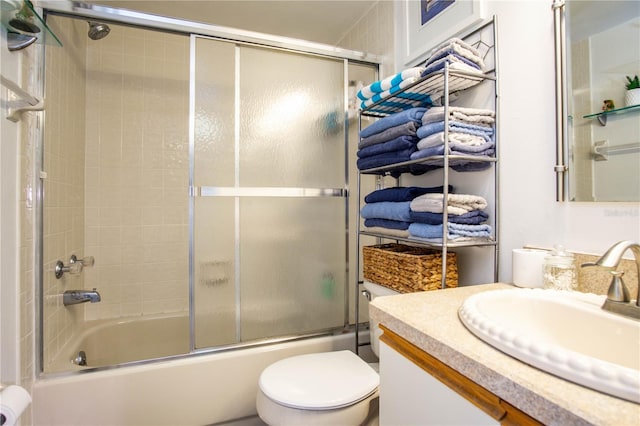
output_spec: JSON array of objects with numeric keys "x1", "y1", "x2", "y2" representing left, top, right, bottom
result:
[{"x1": 363, "y1": 243, "x2": 458, "y2": 293}]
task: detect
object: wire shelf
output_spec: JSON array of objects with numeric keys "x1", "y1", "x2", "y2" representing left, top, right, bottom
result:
[{"x1": 360, "y1": 69, "x2": 495, "y2": 118}]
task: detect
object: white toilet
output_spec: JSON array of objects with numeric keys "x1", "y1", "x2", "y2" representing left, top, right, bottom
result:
[{"x1": 256, "y1": 281, "x2": 398, "y2": 426}]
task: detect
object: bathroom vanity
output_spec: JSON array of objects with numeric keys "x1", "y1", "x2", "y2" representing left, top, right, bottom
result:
[{"x1": 370, "y1": 283, "x2": 640, "y2": 425}]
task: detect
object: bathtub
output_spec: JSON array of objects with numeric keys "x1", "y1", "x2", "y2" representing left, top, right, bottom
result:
[
  {"x1": 33, "y1": 315, "x2": 357, "y2": 425},
  {"x1": 48, "y1": 314, "x2": 190, "y2": 372}
]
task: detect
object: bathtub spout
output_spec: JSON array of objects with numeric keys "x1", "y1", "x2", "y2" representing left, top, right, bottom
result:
[{"x1": 63, "y1": 289, "x2": 101, "y2": 306}]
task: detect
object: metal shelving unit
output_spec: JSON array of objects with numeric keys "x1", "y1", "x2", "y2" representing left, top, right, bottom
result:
[{"x1": 355, "y1": 18, "x2": 499, "y2": 353}]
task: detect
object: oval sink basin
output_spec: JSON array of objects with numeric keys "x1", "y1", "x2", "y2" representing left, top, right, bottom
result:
[{"x1": 458, "y1": 288, "x2": 640, "y2": 403}]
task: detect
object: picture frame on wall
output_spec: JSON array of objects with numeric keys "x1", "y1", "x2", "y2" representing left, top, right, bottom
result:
[{"x1": 395, "y1": 0, "x2": 485, "y2": 68}]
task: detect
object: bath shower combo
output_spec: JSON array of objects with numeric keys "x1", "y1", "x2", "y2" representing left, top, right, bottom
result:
[{"x1": 32, "y1": 2, "x2": 381, "y2": 424}]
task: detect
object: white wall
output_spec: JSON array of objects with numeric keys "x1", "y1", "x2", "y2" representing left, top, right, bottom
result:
[
  {"x1": 487, "y1": 0, "x2": 639, "y2": 280},
  {"x1": 0, "y1": 23, "x2": 21, "y2": 386}
]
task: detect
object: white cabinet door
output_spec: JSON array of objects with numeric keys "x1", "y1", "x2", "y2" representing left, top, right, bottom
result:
[{"x1": 379, "y1": 341, "x2": 499, "y2": 426}]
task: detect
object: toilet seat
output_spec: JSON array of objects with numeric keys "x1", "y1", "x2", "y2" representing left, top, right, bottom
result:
[{"x1": 258, "y1": 350, "x2": 379, "y2": 410}]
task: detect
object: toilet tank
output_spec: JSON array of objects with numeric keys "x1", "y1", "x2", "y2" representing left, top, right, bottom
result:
[{"x1": 363, "y1": 281, "x2": 399, "y2": 357}]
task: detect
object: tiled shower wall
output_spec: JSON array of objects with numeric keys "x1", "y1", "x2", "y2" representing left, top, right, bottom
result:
[
  {"x1": 337, "y1": 0, "x2": 395, "y2": 79},
  {"x1": 82, "y1": 26, "x2": 190, "y2": 320},
  {"x1": 41, "y1": 17, "x2": 87, "y2": 371}
]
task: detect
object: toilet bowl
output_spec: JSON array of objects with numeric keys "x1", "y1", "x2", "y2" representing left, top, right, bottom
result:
[{"x1": 256, "y1": 281, "x2": 398, "y2": 426}]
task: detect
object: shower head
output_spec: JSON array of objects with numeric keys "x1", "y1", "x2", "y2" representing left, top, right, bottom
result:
[{"x1": 87, "y1": 21, "x2": 110, "y2": 40}]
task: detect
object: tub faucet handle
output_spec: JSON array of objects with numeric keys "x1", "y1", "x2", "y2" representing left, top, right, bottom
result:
[
  {"x1": 70, "y1": 254, "x2": 95, "y2": 267},
  {"x1": 55, "y1": 259, "x2": 82, "y2": 279}
]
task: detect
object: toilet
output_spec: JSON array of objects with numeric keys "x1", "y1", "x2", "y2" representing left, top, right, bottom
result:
[{"x1": 256, "y1": 281, "x2": 398, "y2": 425}]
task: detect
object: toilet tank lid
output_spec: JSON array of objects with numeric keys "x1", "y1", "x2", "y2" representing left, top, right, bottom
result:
[
  {"x1": 363, "y1": 281, "x2": 399, "y2": 297},
  {"x1": 258, "y1": 350, "x2": 379, "y2": 410}
]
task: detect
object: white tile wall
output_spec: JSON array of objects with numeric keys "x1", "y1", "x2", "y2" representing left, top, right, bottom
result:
[
  {"x1": 83, "y1": 25, "x2": 190, "y2": 321},
  {"x1": 336, "y1": 0, "x2": 396, "y2": 77},
  {"x1": 41, "y1": 16, "x2": 87, "y2": 372}
]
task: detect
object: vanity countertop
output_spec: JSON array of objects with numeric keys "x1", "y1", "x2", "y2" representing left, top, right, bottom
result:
[{"x1": 369, "y1": 282, "x2": 640, "y2": 426}]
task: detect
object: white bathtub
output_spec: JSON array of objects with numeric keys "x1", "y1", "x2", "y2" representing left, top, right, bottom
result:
[
  {"x1": 48, "y1": 314, "x2": 190, "y2": 372},
  {"x1": 33, "y1": 317, "x2": 356, "y2": 425}
]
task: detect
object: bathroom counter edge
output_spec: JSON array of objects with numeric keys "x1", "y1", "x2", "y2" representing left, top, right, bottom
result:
[{"x1": 369, "y1": 283, "x2": 640, "y2": 426}]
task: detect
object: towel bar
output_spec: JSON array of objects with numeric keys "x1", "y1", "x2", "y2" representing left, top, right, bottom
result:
[{"x1": 0, "y1": 74, "x2": 44, "y2": 122}]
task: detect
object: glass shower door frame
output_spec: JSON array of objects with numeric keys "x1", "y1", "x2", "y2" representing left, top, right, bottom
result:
[{"x1": 188, "y1": 34, "x2": 352, "y2": 353}]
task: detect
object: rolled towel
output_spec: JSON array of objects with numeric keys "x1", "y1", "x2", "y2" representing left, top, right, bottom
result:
[
  {"x1": 410, "y1": 193, "x2": 487, "y2": 215},
  {"x1": 422, "y1": 106, "x2": 494, "y2": 127},
  {"x1": 360, "y1": 107, "x2": 427, "y2": 139},
  {"x1": 359, "y1": 121, "x2": 419, "y2": 149},
  {"x1": 364, "y1": 185, "x2": 452, "y2": 203},
  {"x1": 360, "y1": 201, "x2": 412, "y2": 222},
  {"x1": 357, "y1": 67, "x2": 426, "y2": 100}
]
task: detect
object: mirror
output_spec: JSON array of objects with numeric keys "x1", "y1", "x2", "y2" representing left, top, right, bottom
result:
[{"x1": 555, "y1": 0, "x2": 640, "y2": 202}]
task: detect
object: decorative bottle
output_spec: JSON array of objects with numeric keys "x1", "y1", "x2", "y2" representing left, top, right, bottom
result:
[{"x1": 542, "y1": 245, "x2": 577, "y2": 291}]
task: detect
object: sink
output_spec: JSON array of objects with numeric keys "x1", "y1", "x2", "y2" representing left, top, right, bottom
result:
[{"x1": 458, "y1": 288, "x2": 640, "y2": 403}]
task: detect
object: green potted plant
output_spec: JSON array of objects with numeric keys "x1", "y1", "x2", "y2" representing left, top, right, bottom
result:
[{"x1": 625, "y1": 75, "x2": 640, "y2": 107}]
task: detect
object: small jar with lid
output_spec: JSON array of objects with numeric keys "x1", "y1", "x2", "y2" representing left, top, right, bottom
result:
[{"x1": 542, "y1": 245, "x2": 577, "y2": 291}]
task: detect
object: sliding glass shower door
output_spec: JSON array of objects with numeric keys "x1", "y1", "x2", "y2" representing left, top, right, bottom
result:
[{"x1": 192, "y1": 36, "x2": 348, "y2": 348}]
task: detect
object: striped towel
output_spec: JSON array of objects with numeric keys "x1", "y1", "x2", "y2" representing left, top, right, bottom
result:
[
  {"x1": 359, "y1": 79, "x2": 432, "y2": 109},
  {"x1": 357, "y1": 67, "x2": 426, "y2": 100}
]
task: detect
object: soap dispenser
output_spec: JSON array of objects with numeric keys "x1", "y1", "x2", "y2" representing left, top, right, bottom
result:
[{"x1": 543, "y1": 245, "x2": 577, "y2": 291}]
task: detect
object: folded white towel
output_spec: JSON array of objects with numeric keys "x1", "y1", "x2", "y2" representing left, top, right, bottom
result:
[
  {"x1": 428, "y1": 37, "x2": 485, "y2": 70},
  {"x1": 422, "y1": 106, "x2": 495, "y2": 126},
  {"x1": 410, "y1": 193, "x2": 488, "y2": 215},
  {"x1": 363, "y1": 226, "x2": 410, "y2": 239},
  {"x1": 417, "y1": 132, "x2": 491, "y2": 150}
]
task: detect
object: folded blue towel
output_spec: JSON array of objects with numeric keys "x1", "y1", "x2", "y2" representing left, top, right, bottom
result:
[
  {"x1": 364, "y1": 186, "x2": 452, "y2": 203},
  {"x1": 359, "y1": 122, "x2": 420, "y2": 149},
  {"x1": 410, "y1": 145, "x2": 495, "y2": 160},
  {"x1": 425, "y1": 51, "x2": 482, "y2": 70},
  {"x1": 365, "y1": 100, "x2": 431, "y2": 116},
  {"x1": 416, "y1": 120, "x2": 494, "y2": 140},
  {"x1": 357, "y1": 135, "x2": 417, "y2": 159},
  {"x1": 360, "y1": 107, "x2": 428, "y2": 139},
  {"x1": 357, "y1": 149, "x2": 415, "y2": 171},
  {"x1": 409, "y1": 210, "x2": 489, "y2": 225},
  {"x1": 364, "y1": 218, "x2": 411, "y2": 230},
  {"x1": 408, "y1": 222, "x2": 492, "y2": 239},
  {"x1": 361, "y1": 201, "x2": 412, "y2": 222},
  {"x1": 452, "y1": 161, "x2": 494, "y2": 172},
  {"x1": 421, "y1": 54, "x2": 483, "y2": 77}
]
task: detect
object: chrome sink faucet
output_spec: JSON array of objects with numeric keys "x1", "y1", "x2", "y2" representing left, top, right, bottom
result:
[
  {"x1": 63, "y1": 289, "x2": 101, "y2": 306},
  {"x1": 582, "y1": 240, "x2": 640, "y2": 320}
]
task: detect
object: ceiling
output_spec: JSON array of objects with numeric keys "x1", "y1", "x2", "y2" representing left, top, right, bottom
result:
[{"x1": 86, "y1": 0, "x2": 377, "y2": 45}]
